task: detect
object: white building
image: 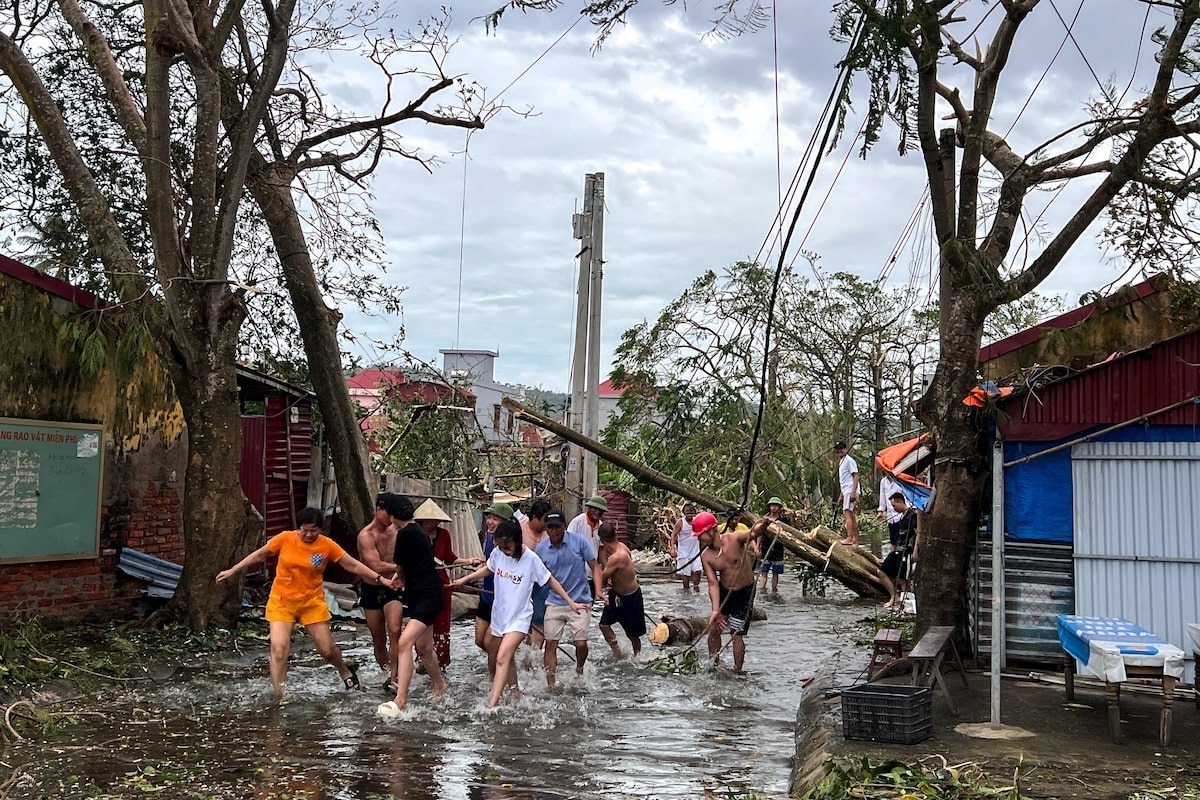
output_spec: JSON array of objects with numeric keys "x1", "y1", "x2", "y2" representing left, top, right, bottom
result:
[{"x1": 440, "y1": 348, "x2": 527, "y2": 443}]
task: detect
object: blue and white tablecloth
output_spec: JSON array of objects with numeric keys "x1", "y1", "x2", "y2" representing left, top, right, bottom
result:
[{"x1": 1057, "y1": 614, "x2": 1185, "y2": 683}]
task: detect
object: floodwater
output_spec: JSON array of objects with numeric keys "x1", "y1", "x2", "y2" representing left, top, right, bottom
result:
[{"x1": 10, "y1": 576, "x2": 873, "y2": 800}]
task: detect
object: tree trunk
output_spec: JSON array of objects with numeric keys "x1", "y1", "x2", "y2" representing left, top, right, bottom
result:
[
  {"x1": 913, "y1": 289, "x2": 989, "y2": 630},
  {"x1": 160, "y1": 292, "x2": 262, "y2": 630},
  {"x1": 503, "y1": 396, "x2": 890, "y2": 600},
  {"x1": 249, "y1": 162, "x2": 376, "y2": 532},
  {"x1": 648, "y1": 608, "x2": 768, "y2": 646}
]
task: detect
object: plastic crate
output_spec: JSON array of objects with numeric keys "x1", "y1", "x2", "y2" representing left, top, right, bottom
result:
[{"x1": 841, "y1": 683, "x2": 933, "y2": 744}]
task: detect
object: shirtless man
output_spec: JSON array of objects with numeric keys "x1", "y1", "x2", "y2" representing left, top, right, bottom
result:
[
  {"x1": 357, "y1": 492, "x2": 404, "y2": 692},
  {"x1": 597, "y1": 523, "x2": 646, "y2": 658},
  {"x1": 695, "y1": 511, "x2": 765, "y2": 671}
]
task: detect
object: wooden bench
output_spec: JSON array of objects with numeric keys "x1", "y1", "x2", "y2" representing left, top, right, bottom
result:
[
  {"x1": 867, "y1": 628, "x2": 904, "y2": 682},
  {"x1": 909, "y1": 625, "x2": 968, "y2": 715}
]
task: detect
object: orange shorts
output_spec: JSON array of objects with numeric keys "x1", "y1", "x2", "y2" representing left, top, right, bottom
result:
[{"x1": 266, "y1": 593, "x2": 331, "y2": 626}]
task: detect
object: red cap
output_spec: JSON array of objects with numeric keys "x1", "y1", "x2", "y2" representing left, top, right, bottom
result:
[{"x1": 691, "y1": 511, "x2": 718, "y2": 536}]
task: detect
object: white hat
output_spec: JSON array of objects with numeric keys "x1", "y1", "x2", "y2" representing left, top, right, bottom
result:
[{"x1": 413, "y1": 498, "x2": 451, "y2": 522}]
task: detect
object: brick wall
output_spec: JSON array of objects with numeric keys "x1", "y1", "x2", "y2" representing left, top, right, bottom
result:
[{"x1": 0, "y1": 473, "x2": 184, "y2": 622}]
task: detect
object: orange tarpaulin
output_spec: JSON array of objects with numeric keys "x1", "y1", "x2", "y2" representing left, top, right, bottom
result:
[{"x1": 876, "y1": 434, "x2": 934, "y2": 488}]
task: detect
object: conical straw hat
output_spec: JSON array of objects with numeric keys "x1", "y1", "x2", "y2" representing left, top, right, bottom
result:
[{"x1": 413, "y1": 498, "x2": 451, "y2": 522}]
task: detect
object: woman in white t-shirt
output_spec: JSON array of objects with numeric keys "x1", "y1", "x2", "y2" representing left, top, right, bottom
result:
[{"x1": 451, "y1": 519, "x2": 586, "y2": 707}]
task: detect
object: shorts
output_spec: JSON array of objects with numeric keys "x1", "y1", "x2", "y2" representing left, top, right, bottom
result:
[
  {"x1": 266, "y1": 593, "x2": 330, "y2": 626},
  {"x1": 359, "y1": 582, "x2": 403, "y2": 611},
  {"x1": 717, "y1": 584, "x2": 753, "y2": 635},
  {"x1": 887, "y1": 521, "x2": 901, "y2": 547},
  {"x1": 531, "y1": 583, "x2": 551, "y2": 626},
  {"x1": 476, "y1": 597, "x2": 493, "y2": 622},
  {"x1": 882, "y1": 551, "x2": 910, "y2": 581},
  {"x1": 841, "y1": 496, "x2": 857, "y2": 511},
  {"x1": 402, "y1": 586, "x2": 445, "y2": 627},
  {"x1": 599, "y1": 587, "x2": 647, "y2": 638},
  {"x1": 543, "y1": 603, "x2": 590, "y2": 642},
  {"x1": 760, "y1": 560, "x2": 784, "y2": 575}
]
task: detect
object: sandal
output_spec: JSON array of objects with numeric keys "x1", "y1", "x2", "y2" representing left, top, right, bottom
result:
[{"x1": 343, "y1": 664, "x2": 361, "y2": 691}]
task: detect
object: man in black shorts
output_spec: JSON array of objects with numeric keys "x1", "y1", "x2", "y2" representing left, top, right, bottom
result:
[
  {"x1": 596, "y1": 523, "x2": 647, "y2": 658},
  {"x1": 381, "y1": 494, "x2": 448, "y2": 709},
  {"x1": 357, "y1": 493, "x2": 405, "y2": 691},
  {"x1": 880, "y1": 492, "x2": 918, "y2": 610},
  {"x1": 696, "y1": 511, "x2": 766, "y2": 671}
]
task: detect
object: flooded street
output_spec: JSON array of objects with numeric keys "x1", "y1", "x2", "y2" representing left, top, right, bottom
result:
[{"x1": 12, "y1": 577, "x2": 873, "y2": 799}]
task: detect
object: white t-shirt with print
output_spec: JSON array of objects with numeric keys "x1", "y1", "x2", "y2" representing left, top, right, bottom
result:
[{"x1": 487, "y1": 546, "x2": 552, "y2": 637}]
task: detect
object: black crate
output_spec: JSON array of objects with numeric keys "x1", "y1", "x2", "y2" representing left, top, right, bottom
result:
[{"x1": 841, "y1": 683, "x2": 933, "y2": 744}]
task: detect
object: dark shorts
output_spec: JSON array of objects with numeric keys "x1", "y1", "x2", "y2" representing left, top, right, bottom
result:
[
  {"x1": 359, "y1": 582, "x2": 402, "y2": 611},
  {"x1": 531, "y1": 583, "x2": 551, "y2": 625},
  {"x1": 402, "y1": 586, "x2": 445, "y2": 627},
  {"x1": 599, "y1": 587, "x2": 647, "y2": 638},
  {"x1": 887, "y1": 521, "x2": 901, "y2": 547},
  {"x1": 718, "y1": 584, "x2": 753, "y2": 635},
  {"x1": 882, "y1": 551, "x2": 910, "y2": 581},
  {"x1": 476, "y1": 598, "x2": 493, "y2": 622},
  {"x1": 760, "y1": 560, "x2": 784, "y2": 575}
]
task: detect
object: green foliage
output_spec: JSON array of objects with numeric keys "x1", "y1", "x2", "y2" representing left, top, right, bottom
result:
[
  {"x1": 644, "y1": 647, "x2": 702, "y2": 675},
  {"x1": 600, "y1": 261, "x2": 934, "y2": 508},
  {"x1": 799, "y1": 757, "x2": 1032, "y2": 799}
]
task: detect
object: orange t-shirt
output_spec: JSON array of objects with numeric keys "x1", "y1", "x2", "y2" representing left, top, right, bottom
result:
[{"x1": 266, "y1": 531, "x2": 346, "y2": 602}]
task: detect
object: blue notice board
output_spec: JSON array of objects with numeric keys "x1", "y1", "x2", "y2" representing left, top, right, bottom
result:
[{"x1": 0, "y1": 418, "x2": 104, "y2": 563}]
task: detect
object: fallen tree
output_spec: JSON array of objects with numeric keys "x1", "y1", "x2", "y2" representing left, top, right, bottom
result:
[
  {"x1": 503, "y1": 397, "x2": 889, "y2": 600},
  {"x1": 648, "y1": 609, "x2": 769, "y2": 646}
]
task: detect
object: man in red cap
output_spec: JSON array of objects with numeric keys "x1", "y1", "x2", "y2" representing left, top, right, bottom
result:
[{"x1": 694, "y1": 510, "x2": 767, "y2": 671}]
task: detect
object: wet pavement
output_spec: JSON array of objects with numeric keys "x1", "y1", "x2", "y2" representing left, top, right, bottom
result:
[{"x1": 9, "y1": 576, "x2": 874, "y2": 799}]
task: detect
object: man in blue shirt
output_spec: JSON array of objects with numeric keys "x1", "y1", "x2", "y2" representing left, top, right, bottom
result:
[{"x1": 536, "y1": 510, "x2": 604, "y2": 688}]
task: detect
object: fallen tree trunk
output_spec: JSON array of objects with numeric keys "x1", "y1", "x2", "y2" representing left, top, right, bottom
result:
[
  {"x1": 649, "y1": 609, "x2": 769, "y2": 646},
  {"x1": 503, "y1": 397, "x2": 889, "y2": 600}
]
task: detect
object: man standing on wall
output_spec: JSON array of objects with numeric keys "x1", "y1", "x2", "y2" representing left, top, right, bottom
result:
[{"x1": 835, "y1": 440, "x2": 860, "y2": 547}]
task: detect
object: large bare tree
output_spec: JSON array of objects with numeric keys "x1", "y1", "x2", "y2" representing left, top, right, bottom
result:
[{"x1": 0, "y1": 1, "x2": 489, "y2": 629}]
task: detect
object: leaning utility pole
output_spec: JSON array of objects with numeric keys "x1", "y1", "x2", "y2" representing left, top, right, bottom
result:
[{"x1": 565, "y1": 173, "x2": 606, "y2": 514}]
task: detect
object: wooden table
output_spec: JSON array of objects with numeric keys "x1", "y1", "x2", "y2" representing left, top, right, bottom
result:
[{"x1": 1058, "y1": 614, "x2": 1184, "y2": 746}]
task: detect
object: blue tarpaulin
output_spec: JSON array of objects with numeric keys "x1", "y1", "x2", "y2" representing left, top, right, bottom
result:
[{"x1": 1001, "y1": 424, "x2": 1200, "y2": 543}]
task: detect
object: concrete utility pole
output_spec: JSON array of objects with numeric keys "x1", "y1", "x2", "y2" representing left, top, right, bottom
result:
[
  {"x1": 566, "y1": 174, "x2": 597, "y2": 515},
  {"x1": 582, "y1": 172, "x2": 605, "y2": 501}
]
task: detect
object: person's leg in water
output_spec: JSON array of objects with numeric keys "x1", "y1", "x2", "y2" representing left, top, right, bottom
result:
[
  {"x1": 731, "y1": 633, "x2": 746, "y2": 671},
  {"x1": 474, "y1": 613, "x2": 497, "y2": 679},
  {"x1": 364, "y1": 606, "x2": 388, "y2": 672},
  {"x1": 414, "y1": 626, "x2": 448, "y2": 696},
  {"x1": 489, "y1": 631, "x2": 526, "y2": 707},
  {"x1": 382, "y1": 599, "x2": 402, "y2": 690},
  {"x1": 267, "y1": 620, "x2": 296, "y2": 700},
  {"x1": 771, "y1": 563, "x2": 781, "y2": 593},
  {"x1": 600, "y1": 622, "x2": 623, "y2": 658},
  {"x1": 757, "y1": 563, "x2": 768, "y2": 592},
  {"x1": 304, "y1": 620, "x2": 358, "y2": 688},
  {"x1": 707, "y1": 622, "x2": 723, "y2": 666},
  {"x1": 391, "y1": 618, "x2": 445, "y2": 709}
]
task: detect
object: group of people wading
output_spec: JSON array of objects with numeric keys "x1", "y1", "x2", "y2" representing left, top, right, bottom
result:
[{"x1": 217, "y1": 493, "x2": 671, "y2": 710}]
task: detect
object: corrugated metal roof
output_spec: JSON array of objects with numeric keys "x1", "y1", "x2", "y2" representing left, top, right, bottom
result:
[
  {"x1": 117, "y1": 547, "x2": 182, "y2": 598},
  {"x1": 998, "y1": 326, "x2": 1200, "y2": 441}
]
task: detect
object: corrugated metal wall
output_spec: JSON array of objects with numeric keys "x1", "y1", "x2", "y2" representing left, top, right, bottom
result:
[
  {"x1": 264, "y1": 395, "x2": 312, "y2": 538},
  {"x1": 970, "y1": 531, "x2": 1074, "y2": 666},
  {"x1": 1072, "y1": 440, "x2": 1200, "y2": 683},
  {"x1": 385, "y1": 475, "x2": 485, "y2": 562}
]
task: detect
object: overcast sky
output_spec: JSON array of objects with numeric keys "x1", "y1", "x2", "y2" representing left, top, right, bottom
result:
[{"x1": 326, "y1": 1, "x2": 1170, "y2": 391}]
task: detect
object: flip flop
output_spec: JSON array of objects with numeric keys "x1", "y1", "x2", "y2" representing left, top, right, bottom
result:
[{"x1": 343, "y1": 664, "x2": 362, "y2": 691}]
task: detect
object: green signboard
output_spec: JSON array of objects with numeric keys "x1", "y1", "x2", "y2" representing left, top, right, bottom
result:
[{"x1": 0, "y1": 418, "x2": 103, "y2": 564}]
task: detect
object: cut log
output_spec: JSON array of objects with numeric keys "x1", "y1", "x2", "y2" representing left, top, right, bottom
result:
[
  {"x1": 648, "y1": 608, "x2": 769, "y2": 646},
  {"x1": 502, "y1": 397, "x2": 890, "y2": 600}
]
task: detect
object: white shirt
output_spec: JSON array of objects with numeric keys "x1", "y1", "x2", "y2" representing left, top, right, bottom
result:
[
  {"x1": 838, "y1": 454, "x2": 859, "y2": 495},
  {"x1": 879, "y1": 475, "x2": 903, "y2": 522},
  {"x1": 676, "y1": 516, "x2": 700, "y2": 565},
  {"x1": 567, "y1": 512, "x2": 601, "y2": 554},
  {"x1": 487, "y1": 547, "x2": 552, "y2": 636}
]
